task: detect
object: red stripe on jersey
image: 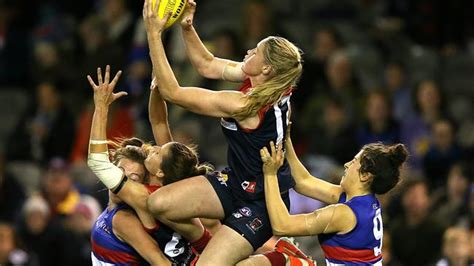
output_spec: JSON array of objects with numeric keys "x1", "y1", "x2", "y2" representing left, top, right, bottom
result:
[
  {"x1": 145, "y1": 184, "x2": 161, "y2": 194},
  {"x1": 321, "y1": 245, "x2": 382, "y2": 263},
  {"x1": 91, "y1": 240, "x2": 140, "y2": 265}
]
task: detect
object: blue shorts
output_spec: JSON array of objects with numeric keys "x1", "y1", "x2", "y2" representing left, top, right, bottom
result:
[{"x1": 206, "y1": 169, "x2": 290, "y2": 251}]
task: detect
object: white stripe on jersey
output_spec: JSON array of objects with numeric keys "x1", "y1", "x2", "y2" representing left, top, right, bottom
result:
[
  {"x1": 91, "y1": 252, "x2": 115, "y2": 266},
  {"x1": 274, "y1": 103, "x2": 284, "y2": 145},
  {"x1": 274, "y1": 95, "x2": 290, "y2": 145},
  {"x1": 325, "y1": 259, "x2": 383, "y2": 266}
]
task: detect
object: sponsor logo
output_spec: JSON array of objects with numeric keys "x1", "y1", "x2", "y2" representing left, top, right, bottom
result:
[
  {"x1": 246, "y1": 218, "x2": 263, "y2": 234},
  {"x1": 172, "y1": 0, "x2": 185, "y2": 18},
  {"x1": 232, "y1": 212, "x2": 243, "y2": 219},
  {"x1": 239, "y1": 207, "x2": 252, "y2": 217},
  {"x1": 217, "y1": 173, "x2": 228, "y2": 186},
  {"x1": 241, "y1": 181, "x2": 256, "y2": 193}
]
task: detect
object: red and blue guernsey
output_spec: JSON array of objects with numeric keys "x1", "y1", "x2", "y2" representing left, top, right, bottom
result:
[
  {"x1": 220, "y1": 79, "x2": 295, "y2": 200},
  {"x1": 91, "y1": 185, "x2": 195, "y2": 266},
  {"x1": 91, "y1": 204, "x2": 144, "y2": 266},
  {"x1": 318, "y1": 193, "x2": 383, "y2": 266}
]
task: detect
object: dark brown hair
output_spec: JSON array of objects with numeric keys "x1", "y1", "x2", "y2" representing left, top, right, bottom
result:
[
  {"x1": 359, "y1": 143, "x2": 408, "y2": 194},
  {"x1": 110, "y1": 137, "x2": 149, "y2": 184},
  {"x1": 160, "y1": 142, "x2": 214, "y2": 185}
]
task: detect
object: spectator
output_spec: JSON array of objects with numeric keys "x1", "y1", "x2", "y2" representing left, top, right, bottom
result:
[
  {"x1": 423, "y1": 119, "x2": 462, "y2": 189},
  {"x1": 384, "y1": 61, "x2": 414, "y2": 121},
  {"x1": 63, "y1": 196, "x2": 101, "y2": 266},
  {"x1": 357, "y1": 90, "x2": 401, "y2": 147},
  {"x1": 432, "y1": 162, "x2": 471, "y2": 228},
  {"x1": 41, "y1": 157, "x2": 81, "y2": 219},
  {"x1": 306, "y1": 95, "x2": 358, "y2": 164},
  {"x1": 390, "y1": 178, "x2": 445, "y2": 266},
  {"x1": 6, "y1": 81, "x2": 75, "y2": 164},
  {"x1": 17, "y1": 195, "x2": 76, "y2": 266},
  {"x1": 436, "y1": 227, "x2": 472, "y2": 266},
  {"x1": 295, "y1": 26, "x2": 344, "y2": 114},
  {"x1": 401, "y1": 79, "x2": 447, "y2": 171},
  {"x1": 0, "y1": 222, "x2": 36, "y2": 266}
]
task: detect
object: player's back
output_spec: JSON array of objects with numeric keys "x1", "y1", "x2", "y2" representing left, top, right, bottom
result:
[
  {"x1": 91, "y1": 204, "x2": 143, "y2": 266},
  {"x1": 318, "y1": 193, "x2": 383, "y2": 266},
  {"x1": 220, "y1": 78, "x2": 294, "y2": 200}
]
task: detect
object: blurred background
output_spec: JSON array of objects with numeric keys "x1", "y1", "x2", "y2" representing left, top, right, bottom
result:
[{"x1": 0, "y1": 0, "x2": 473, "y2": 265}]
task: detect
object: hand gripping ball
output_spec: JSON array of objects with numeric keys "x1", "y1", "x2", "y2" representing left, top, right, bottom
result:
[{"x1": 152, "y1": 0, "x2": 187, "y2": 29}]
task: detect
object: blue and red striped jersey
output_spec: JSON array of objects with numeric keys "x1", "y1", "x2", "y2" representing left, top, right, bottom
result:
[{"x1": 318, "y1": 193, "x2": 383, "y2": 265}]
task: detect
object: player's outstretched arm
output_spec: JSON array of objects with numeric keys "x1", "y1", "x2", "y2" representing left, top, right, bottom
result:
[
  {"x1": 86, "y1": 65, "x2": 127, "y2": 191},
  {"x1": 285, "y1": 125, "x2": 343, "y2": 204},
  {"x1": 114, "y1": 210, "x2": 171, "y2": 266},
  {"x1": 180, "y1": 0, "x2": 245, "y2": 82},
  {"x1": 260, "y1": 142, "x2": 355, "y2": 236},
  {"x1": 86, "y1": 66, "x2": 157, "y2": 229},
  {"x1": 149, "y1": 76, "x2": 173, "y2": 145},
  {"x1": 144, "y1": 0, "x2": 246, "y2": 118}
]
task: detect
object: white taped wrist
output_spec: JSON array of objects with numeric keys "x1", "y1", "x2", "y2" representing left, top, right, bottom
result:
[
  {"x1": 87, "y1": 152, "x2": 124, "y2": 190},
  {"x1": 90, "y1": 140, "x2": 109, "y2": 145}
]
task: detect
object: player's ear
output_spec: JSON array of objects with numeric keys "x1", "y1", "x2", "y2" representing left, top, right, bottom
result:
[
  {"x1": 359, "y1": 172, "x2": 372, "y2": 183},
  {"x1": 155, "y1": 169, "x2": 165, "y2": 178},
  {"x1": 262, "y1": 65, "x2": 272, "y2": 75}
]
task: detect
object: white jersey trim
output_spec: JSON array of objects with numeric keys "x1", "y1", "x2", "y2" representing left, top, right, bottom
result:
[
  {"x1": 325, "y1": 259, "x2": 383, "y2": 266},
  {"x1": 91, "y1": 252, "x2": 115, "y2": 266}
]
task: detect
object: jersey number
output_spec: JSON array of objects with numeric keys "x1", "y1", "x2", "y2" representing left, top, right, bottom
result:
[
  {"x1": 372, "y1": 208, "x2": 383, "y2": 257},
  {"x1": 164, "y1": 233, "x2": 185, "y2": 258}
]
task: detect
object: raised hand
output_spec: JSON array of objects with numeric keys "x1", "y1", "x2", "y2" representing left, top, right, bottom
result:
[
  {"x1": 143, "y1": 0, "x2": 172, "y2": 34},
  {"x1": 260, "y1": 141, "x2": 284, "y2": 176},
  {"x1": 87, "y1": 65, "x2": 125, "y2": 108},
  {"x1": 180, "y1": 0, "x2": 196, "y2": 30}
]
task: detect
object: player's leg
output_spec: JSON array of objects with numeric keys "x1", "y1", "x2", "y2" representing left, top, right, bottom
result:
[
  {"x1": 236, "y1": 255, "x2": 272, "y2": 266},
  {"x1": 147, "y1": 175, "x2": 225, "y2": 241},
  {"x1": 196, "y1": 225, "x2": 254, "y2": 266}
]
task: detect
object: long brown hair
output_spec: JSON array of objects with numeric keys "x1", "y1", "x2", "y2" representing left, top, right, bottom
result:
[
  {"x1": 160, "y1": 142, "x2": 214, "y2": 185},
  {"x1": 233, "y1": 36, "x2": 303, "y2": 120}
]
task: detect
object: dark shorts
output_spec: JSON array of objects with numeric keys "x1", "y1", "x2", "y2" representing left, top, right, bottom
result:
[{"x1": 206, "y1": 170, "x2": 290, "y2": 251}]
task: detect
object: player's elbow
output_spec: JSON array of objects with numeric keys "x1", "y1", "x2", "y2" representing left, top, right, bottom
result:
[
  {"x1": 160, "y1": 86, "x2": 182, "y2": 103},
  {"x1": 271, "y1": 221, "x2": 292, "y2": 237},
  {"x1": 272, "y1": 226, "x2": 290, "y2": 237}
]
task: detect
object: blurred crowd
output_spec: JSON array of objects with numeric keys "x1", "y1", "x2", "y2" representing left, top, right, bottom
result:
[{"x1": 0, "y1": 0, "x2": 473, "y2": 265}]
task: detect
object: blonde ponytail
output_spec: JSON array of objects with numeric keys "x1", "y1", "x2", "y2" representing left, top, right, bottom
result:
[{"x1": 233, "y1": 36, "x2": 303, "y2": 120}]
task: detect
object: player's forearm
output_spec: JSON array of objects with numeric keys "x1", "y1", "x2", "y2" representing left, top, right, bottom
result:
[
  {"x1": 181, "y1": 26, "x2": 216, "y2": 77},
  {"x1": 264, "y1": 174, "x2": 292, "y2": 236},
  {"x1": 149, "y1": 90, "x2": 173, "y2": 145},
  {"x1": 89, "y1": 106, "x2": 108, "y2": 152},
  {"x1": 147, "y1": 32, "x2": 181, "y2": 102},
  {"x1": 285, "y1": 137, "x2": 312, "y2": 184},
  {"x1": 87, "y1": 106, "x2": 124, "y2": 190}
]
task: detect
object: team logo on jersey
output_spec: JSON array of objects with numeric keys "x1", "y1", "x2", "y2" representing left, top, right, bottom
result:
[
  {"x1": 241, "y1": 181, "x2": 256, "y2": 193},
  {"x1": 216, "y1": 173, "x2": 228, "y2": 187},
  {"x1": 220, "y1": 118, "x2": 237, "y2": 131},
  {"x1": 238, "y1": 207, "x2": 252, "y2": 217},
  {"x1": 232, "y1": 212, "x2": 243, "y2": 219},
  {"x1": 246, "y1": 218, "x2": 263, "y2": 234}
]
